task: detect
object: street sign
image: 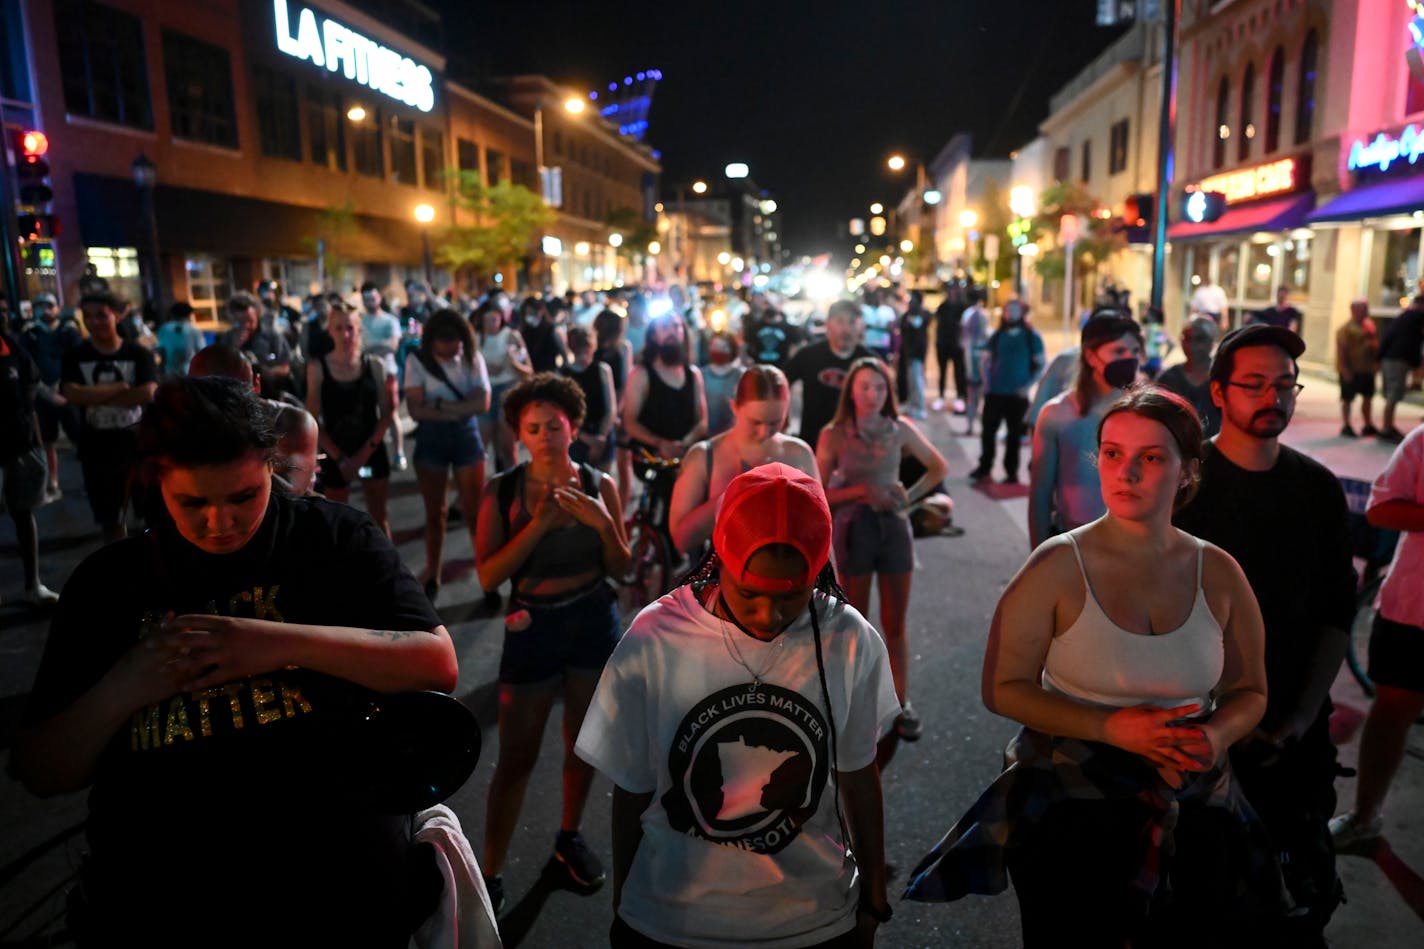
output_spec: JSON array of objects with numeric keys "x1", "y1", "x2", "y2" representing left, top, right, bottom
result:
[{"x1": 1059, "y1": 214, "x2": 1080, "y2": 244}]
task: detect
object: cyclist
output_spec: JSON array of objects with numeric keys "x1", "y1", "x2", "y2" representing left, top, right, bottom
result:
[
  {"x1": 668, "y1": 365, "x2": 817, "y2": 557},
  {"x1": 474, "y1": 373, "x2": 631, "y2": 914},
  {"x1": 622, "y1": 314, "x2": 706, "y2": 527}
]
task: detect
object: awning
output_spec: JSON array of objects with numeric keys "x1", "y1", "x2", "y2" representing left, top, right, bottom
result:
[
  {"x1": 1306, "y1": 175, "x2": 1424, "y2": 223},
  {"x1": 1166, "y1": 192, "x2": 1316, "y2": 239}
]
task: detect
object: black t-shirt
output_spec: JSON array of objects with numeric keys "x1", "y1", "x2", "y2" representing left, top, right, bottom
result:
[
  {"x1": 1173, "y1": 444, "x2": 1355, "y2": 737},
  {"x1": 61, "y1": 338, "x2": 158, "y2": 431},
  {"x1": 746, "y1": 315, "x2": 804, "y2": 368},
  {"x1": 1253, "y1": 306, "x2": 1301, "y2": 329},
  {"x1": 23, "y1": 491, "x2": 441, "y2": 943},
  {"x1": 899, "y1": 310, "x2": 930, "y2": 361},
  {"x1": 1155, "y1": 364, "x2": 1222, "y2": 439},
  {"x1": 784, "y1": 342, "x2": 873, "y2": 449},
  {"x1": 0, "y1": 332, "x2": 39, "y2": 462},
  {"x1": 1380, "y1": 307, "x2": 1424, "y2": 367},
  {"x1": 934, "y1": 300, "x2": 966, "y2": 353}
]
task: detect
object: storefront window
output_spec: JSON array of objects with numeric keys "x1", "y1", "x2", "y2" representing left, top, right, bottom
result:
[
  {"x1": 1245, "y1": 240, "x2": 1275, "y2": 301},
  {"x1": 1218, "y1": 243, "x2": 1240, "y2": 300},
  {"x1": 307, "y1": 86, "x2": 347, "y2": 173},
  {"x1": 419, "y1": 127, "x2": 444, "y2": 190},
  {"x1": 389, "y1": 115, "x2": 417, "y2": 186},
  {"x1": 1378, "y1": 225, "x2": 1423, "y2": 310},
  {"x1": 186, "y1": 254, "x2": 231, "y2": 324},
  {"x1": 86, "y1": 247, "x2": 141, "y2": 305},
  {"x1": 352, "y1": 107, "x2": 384, "y2": 178},
  {"x1": 1282, "y1": 232, "x2": 1311, "y2": 293}
]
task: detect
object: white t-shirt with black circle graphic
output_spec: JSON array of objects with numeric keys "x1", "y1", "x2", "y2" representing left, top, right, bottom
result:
[{"x1": 576, "y1": 583, "x2": 899, "y2": 948}]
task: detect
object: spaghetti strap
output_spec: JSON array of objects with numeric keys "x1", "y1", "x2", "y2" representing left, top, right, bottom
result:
[
  {"x1": 1195, "y1": 537, "x2": 1205, "y2": 590},
  {"x1": 1064, "y1": 532, "x2": 1090, "y2": 587}
]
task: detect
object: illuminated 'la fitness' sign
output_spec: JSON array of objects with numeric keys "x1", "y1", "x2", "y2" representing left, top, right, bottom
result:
[
  {"x1": 272, "y1": 0, "x2": 435, "y2": 113},
  {"x1": 1348, "y1": 124, "x2": 1424, "y2": 178}
]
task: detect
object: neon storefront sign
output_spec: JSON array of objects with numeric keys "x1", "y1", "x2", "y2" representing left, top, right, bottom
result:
[
  {"x1": 1348, "y1": 125, "x2": 1424, "y2": 176},
  {"x1": 1194, "y1": 157, "x2": 1301, "y2": 205},
  {"x1": 273, "y1": 0, "x2": 435, "y2": 112}
]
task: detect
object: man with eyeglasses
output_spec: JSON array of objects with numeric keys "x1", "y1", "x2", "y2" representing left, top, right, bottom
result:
[{"x1": 1174, "y1": 324, "x2": 1355, "y2": 946}]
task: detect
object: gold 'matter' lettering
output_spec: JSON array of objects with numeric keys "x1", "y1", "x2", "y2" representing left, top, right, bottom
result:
[
  {"x1": 228, "y1": 590, "x2": 251, "y2": 615},
  {"x1": 251, "y1": 679, "x2": 281, "y2": 724},
  {"x1": 220, "y1": 683, "x2": 247, "y2": 729},
  {"x1": 163, "y1": 695, "x2": 195, "y2": 745},
  {"x1": 193, "y1": 687, "x2": 222, "y2": 737},
  {"x1": 131, "y1": 704, "x2": 163, "y2": 750},
  {"x1": 280, "y1": 681, "x2": 313, "y2": 718}
]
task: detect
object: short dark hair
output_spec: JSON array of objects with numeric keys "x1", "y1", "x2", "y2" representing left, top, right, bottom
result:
[
  {"x1": 593, "y1": 308, "x2": 624, "y2": 348},
  {"x1": 567, "y1": 325, "x2": 594, "y2": 352},
  {"x1": 79, "y1": 290, "x2": 126, "y2": 313},
  {"x1": 502, "y1": 372, "x2": 586, "y2": 430},
  {"x1": 189, "y1": 344, "x2": 254, "y2": 386},
  {"x1": 1097, "y1": 383, "x2": 1205, "y2": 510},
  {"x1": 227, "y1": 292, "x2": 259, "y2": 314},
  {"x1": 419, "y1": 308, "x2": 475, "y2": 368},
  {"x1": 827, "y1": 299, "x2": 862, "y2": 323},
  {"x1": 168, "y1": 301, "x2": 194, "y2": 322},
  {"x1": 360, "y1": 281, "x2": 381, "y2": 294},
  {"x1": 138, "y1": 377, "x2": 278, "y2": 476}
]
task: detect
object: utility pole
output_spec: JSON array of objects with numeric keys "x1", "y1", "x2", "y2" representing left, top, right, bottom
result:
[
  {"x1": 0, "y1": 103, "x2": 27, "y2": 314},
  {"x1": 1150, "y1": 0, "x2": 1181, "y2": 312}
]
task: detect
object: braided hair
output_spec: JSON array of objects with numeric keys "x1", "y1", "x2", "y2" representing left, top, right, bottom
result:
[{"x1": 679, "y1": 545, "x2": 847, "y2": 604}]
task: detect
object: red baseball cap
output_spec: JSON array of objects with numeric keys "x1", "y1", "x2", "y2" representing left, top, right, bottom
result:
[{"x1": 713, "y1": 463, "x2": 832, "y2": 592}]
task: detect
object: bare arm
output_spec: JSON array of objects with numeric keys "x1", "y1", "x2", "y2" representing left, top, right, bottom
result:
[
  {"x1": 899, "y1": 417, "x2": 949, "y2": 504},
  {"x1": 611, "y1": 786, "x2": 653, "y2": 912},
  {"x1": 307, "y1": 360, "x2": 345, "y2": 461},
  {"x1": 1367, "y1": 498, "x2": 1424, "y2": 532},
  {"x1": 816, "y1": 427, "x2": 872, "y2": 509},
  {"x1": 839, "y1": 762, "x2": 889, "y2": 925},
  {"x1": 62, "y1": 381, "x2": 129, "y2": 405},
  {"x1": 473, "y1": 475, "x2": 550, "y2": 591},
  {"x1": 593, "y1": 475, "x2": 632, "y2": 578},
  {"x1": 1028, "y1": 411, "x2": 1061, "y2": 547},
  {"x1": 669, "y1": 440, "x2": 715, "y2": 554},
  {"x1": 620, "y1": 366, "x2": 663, "y2": 447},
  {"x1": 107, "y1": 382, "x2": 157, "y2": 407},
  {"x1": 683, "y1": 367, "x2": 708, "y2": 447}
]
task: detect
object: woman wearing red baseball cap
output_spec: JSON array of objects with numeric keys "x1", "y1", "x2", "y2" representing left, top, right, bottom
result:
[{"x1": 577, "y1": 463, "x2": 901, "y2": 948}]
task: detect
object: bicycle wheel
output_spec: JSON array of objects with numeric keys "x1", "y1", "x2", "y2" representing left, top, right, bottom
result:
[
  {"x1": 618, "y1": 520, "x2": 672, "y2": 621},
  {"x1": 1347, "y1": 574, "x2": 1383, "y2": 698}
]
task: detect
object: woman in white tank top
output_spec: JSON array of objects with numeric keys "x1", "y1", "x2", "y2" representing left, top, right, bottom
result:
[{"x1": 904, "y1": 385, "x2": 1283, "y2": 944}]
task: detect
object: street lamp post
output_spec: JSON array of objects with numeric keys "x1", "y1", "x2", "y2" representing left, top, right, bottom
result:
[
  {"x1": 534, "y1": 96, "x2": 587, "y2": 206},
  {"x1": 131, "y1": 154, "x2": 165, "y2": 314},
  {"x1": 414, "y1": 203, "x2": 435, "y2": 287}
]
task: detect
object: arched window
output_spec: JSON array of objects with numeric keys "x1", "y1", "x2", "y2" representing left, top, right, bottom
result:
[
  {"x1": 1239, "y1": 62, "x2": 1256, "y2": 162},
  {"x1": 1295, "y1": 30, "x2": 1318, "y2": 145},
  {"x1": 1266, "y1": 47, "x2": 1284, "y2": 153},
  {"x1": 1214, "y1": 77, "x2": 1230, "y2": 170}
]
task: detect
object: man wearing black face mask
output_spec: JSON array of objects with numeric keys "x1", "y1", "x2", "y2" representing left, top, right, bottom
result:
[
  {"x1": 1174, "y1": 326, "x2": 1353, "y2": 946},
  {"x1": 1028, "y1": 312, "x2": 1142, "y2": 546},
  {"x1": 623, "y1": 314, "x2": 707, "y2": 462}
]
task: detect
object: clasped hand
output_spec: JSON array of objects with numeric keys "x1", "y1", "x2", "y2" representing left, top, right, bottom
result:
[
  {"x1": 1103, "y1": 703, "x2": 1220, "y2": 773},
  {"x1": 117, "y1": 614, "x2": 287, "y2": 703},
  {"x1": 865, "y1": 483, "x2": 909, "y2": 513}
]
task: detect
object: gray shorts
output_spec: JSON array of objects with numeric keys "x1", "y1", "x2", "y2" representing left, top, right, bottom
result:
[
  {"x1": 1381, "y1": 358, "x2": 1410, "y2": 402},
  {"x1": 833, "y1": 504, "x2": 914, "y2": 577},
  {"x1": 1, "y1": 444, "x2": 47, "y2": 513}
]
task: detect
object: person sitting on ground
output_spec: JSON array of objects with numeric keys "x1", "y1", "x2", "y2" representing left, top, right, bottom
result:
[
  {"x1": 576, "y1": 463, "x2": 900, "y2": 949},
  {"x1": 12, "y1": 376, "x2": 457, "y2": 947},
  {"x1": 1156, "y1": 315, "x2": 1222, "y2": 439},
  {"x1": 190, "y1": 343, "x2": 319, "y2": 496},
  {"x1": 669, "y1": 364, "x2": 818, "y2": 557},
  {"x1": 904, "y1": 384, "x2": 1284, "y2": 946},
  {"x1": 816, "y1": 357, "x2": 949, "y2": 742},
  {"x1": 474, "y1": 373, "x2": 631, "y2": 915}
]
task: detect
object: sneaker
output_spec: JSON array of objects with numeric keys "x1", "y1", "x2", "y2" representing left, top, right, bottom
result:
[
  {"x1": 1329, "y1": 812, "x2": 1382, "y2": 852},
  {"x1": 931, "y1": 398, "x2": 945, "y2": 412},
  {"x1": 1361, "y1": 424, "x2": 1380, "y2": 436},
  {"x1": 554, "y1": 830, "x2": 605, "y2": 888},
  {"x1": 1001, "y1": 474, "x2": 1021, "y2": 485},
  {"x1": 967, "y1": 467, "x2": 991, "y2": 482},
  {"x1": 483, "y1": 873, "x2": 505, "y2": 915},
  {"x1": 394, "y1": 452, "x2": 409, "y2": 471},
  {"x1": 1340, "y1": 425, "x2": 1358, "y2": 438},
  {"x1": 41, "y1": 485, "x2": 62, "y2": 506},
  {"x1": 895, "y1": 703, "x2": 923, "y2": 742},
  {"x1": 24, "y1": 583, "x2": 59, "y2": 606},
  {"x1": 1379, "y1": 427, "x2": 1407, "y2": 443}
]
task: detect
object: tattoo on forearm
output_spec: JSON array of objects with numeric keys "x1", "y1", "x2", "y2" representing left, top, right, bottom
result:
[{"x1": 367, "y1": 629, "x2": 417, "y2": 642}]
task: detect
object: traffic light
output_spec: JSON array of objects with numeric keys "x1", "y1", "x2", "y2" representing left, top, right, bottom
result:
[
  {"x1": 12, "y1": 129, "x2": 53, "y2": 207},
  {"x1": 1122, "y1": 192, "x2": 1154, "y2": 243},
  {"x1": 16, "y1": 213, "x2": 59, "y2": 240},
  {"x1": 1181, "y1": 190, "x2": 1227, "y2": 225}
]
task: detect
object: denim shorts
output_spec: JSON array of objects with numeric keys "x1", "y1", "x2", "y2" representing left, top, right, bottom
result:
[
  {"x1": 413, "y1": 419, "x2": 485, "y2": 470},
  {"x1": 483, "y1": 380, "x2": 517, "y2": 429},
  {"x1": 499, "y1": 580, "x2": 622, "y2": 684},
  {"x1": 833, "y1": 504, "x2": 914, "y2": 576}
]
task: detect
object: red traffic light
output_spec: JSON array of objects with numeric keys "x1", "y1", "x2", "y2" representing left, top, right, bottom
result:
[
  {"x1": 17, "y1": 213, "x2": 59, "y2": 240},
  {"x1": 19, "y1": 130, "x2": 48, "y2": 161}
]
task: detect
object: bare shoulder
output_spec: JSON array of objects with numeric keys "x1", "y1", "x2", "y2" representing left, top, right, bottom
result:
[
  {"x1": 1191, "y1": 536, "x2": 1249, "y2": 588},
  {"x1": 1008, "y1": 534, "x2": 1081, "y2": 597}
]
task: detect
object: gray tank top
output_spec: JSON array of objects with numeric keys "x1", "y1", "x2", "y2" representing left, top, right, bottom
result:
[{"x1": 1042, "y1": 533, "x2": 1224, "y2": 710}]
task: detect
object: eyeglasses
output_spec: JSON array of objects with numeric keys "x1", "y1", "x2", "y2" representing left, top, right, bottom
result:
[{"x1": 1224, "y1": 380, "x2": 1304, "y2": 399}]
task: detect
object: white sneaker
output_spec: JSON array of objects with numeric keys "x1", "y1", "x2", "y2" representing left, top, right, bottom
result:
[
  {"x1": 931, "y1": 398, "x2": 945, "y2": 412},
  {"x1": 1329, "y1": 812, "x2": 1382, "y2": 852},
  {"x1": 24, "y1": 583, "x2": 60, "y2": 606}
]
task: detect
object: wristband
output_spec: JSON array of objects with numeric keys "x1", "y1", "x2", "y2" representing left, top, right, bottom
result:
[{"x1": 858, "y1": 898, "x2": 893, "y2": 924}]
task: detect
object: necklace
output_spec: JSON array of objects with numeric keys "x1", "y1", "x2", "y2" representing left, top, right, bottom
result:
[{"x1": 711, "y1": 591, "x2": 784, "y2": 688}]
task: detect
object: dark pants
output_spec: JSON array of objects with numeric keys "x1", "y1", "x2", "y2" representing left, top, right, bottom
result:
[
  {"x1": 937, "y1": 346, "x2": 965, "y2": 399},
  {"x1": 610, "y1": 915, "x2": 858, "y2": 948},
  {"x1": 979, "y1": 393, "x2": 1029, "y2": 478},
  {"x1": 78, "y1": 428, "x2": 140, "y2": 527}
]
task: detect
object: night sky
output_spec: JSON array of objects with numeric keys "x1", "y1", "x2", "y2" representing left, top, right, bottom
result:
[{"x1": 438, "y1": 0, "x2": 1129, "y2": 256}]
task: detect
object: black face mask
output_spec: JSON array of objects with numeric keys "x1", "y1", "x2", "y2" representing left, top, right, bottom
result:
[
  {"x1": 655, "y1": 342, "x2": 685, "y2": 365},
  {"x1": 1103, "y1": 357, "x2": 1139, "y2": 389}
]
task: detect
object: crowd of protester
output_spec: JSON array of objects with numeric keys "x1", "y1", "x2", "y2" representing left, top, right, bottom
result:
[{"x1": 2, "y1": 271, "x2": 1422, "y2": 948}]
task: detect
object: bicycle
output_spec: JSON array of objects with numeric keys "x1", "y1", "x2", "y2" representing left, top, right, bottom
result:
[
  {"x1": 616, "y1": 445, "x2": 683, "y2": 621},
  {"x1": 1340, "y1": 476, "x2": 1400, "y2": 698}
]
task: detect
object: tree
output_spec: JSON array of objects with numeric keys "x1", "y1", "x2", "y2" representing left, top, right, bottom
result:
[
  {"x1": 1027, "y1": 181, "x2": 1124, "y2": 285},
  {"x1": 303, "y1": 201, "x2": 358, "y2": 288},
  {"x1": 436, "y1": 173, "x2": 554, "y2": 286},
  {"x1": 605, "y1": 206, "x2": 657, "y2": 262}
]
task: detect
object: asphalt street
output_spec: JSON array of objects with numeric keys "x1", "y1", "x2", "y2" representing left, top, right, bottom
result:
[{"x1": 1, "y1": 359, "x2": 1422, "y2": 947}]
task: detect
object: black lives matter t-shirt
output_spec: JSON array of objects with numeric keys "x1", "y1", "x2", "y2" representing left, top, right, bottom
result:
[
  {"x1": 1173, "y1": 444, "x2": 1356, "y2": 737},
  {"x1": 24, "y1": 491, "x2": 440, "y2": 943},
  {"x1": 784, "y1": 342, "x2": 873, "y2": 449},
  {"x1": 60, "y1": 338, "x2": 157, "y2": 430}
]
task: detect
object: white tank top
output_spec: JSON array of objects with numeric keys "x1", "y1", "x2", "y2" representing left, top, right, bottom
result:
[{"x1": 1041, "y1": 533, "x2": 1224, "y2": 710}]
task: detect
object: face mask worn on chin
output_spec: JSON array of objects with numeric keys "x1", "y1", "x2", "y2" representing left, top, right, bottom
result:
[
  {"x1": 708, "y1": 350, "x2": 735, "y2": 366},
  {"x1": 1103, "y1": 357, "x2": 1139, "y2": 389}
]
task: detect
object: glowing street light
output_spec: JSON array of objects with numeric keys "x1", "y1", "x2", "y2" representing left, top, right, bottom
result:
[
  {"x1": 647, "y1": 241, "x2": 661, "y2": 255},
  {"x1": 692, "y1": 179, "x2": 709, "y2": 194},
  {"x1": 609, "y1": 233, "x2": 624, "y2": 247},
  {"x1": 413, "y1": 204, "x2": 436, "y2": 285},
  {"x1": 854, "y1": 243, "x2": 866, "y2": 254},
  {"x1": 869, "y1": 202, "x2": 884, "y2": 215},
  {"x1": 959, "y1": 209, "x2": 979, "y2": 229},
  {"x1": 731, "y1": 257, "x2": 745, "y2": 272},
  {"x1": 717, "y1": 251, "x2": 732, "y2": 265},
  {"x1": 887, "y1": 154, "x2": 907, "y2": 171},
  {"x1": 574, "y1": 241, "x2": 591, "y2": 256},
  {"x1": 564, "y1": 97, "x2": 586, "y2": 114},
  {"x1": 900, "y1": 239, "x2": 914, "y2": 253},
  {"x1": 413, "y1": 203, "x2": 435, "y2": 224},
  {"x1": 725, "y1": 162, "x2": 749, "y2": 179},
  {"x1": 347, "y1": 105, "x2": 367, "y2": 122},
  {"x1": 923, "y1": 189, "x2": 943, "y2": 205},
  {"x1": 869, "y1": 216, "x2": 887, "y2": 236},
  {"x1": 1009, "y1": 185, "x2": 1037, "y2": 218},
  {"x1": 879, "y1": 255, "x2": 892, "y2": 267},
  {"x1": 760, "y1": 199, "x2": 778, "y2": 214}
]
